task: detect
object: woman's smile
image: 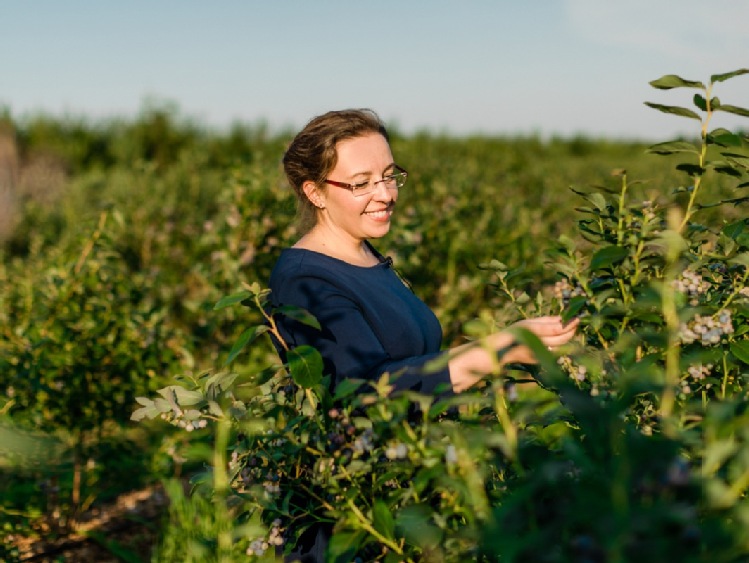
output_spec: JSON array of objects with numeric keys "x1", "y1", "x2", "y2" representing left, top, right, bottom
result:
[{"x1": 362, "y1": 204, "x2": 394, "y2": 221}]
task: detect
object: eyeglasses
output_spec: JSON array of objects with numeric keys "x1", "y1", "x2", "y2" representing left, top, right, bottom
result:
[{"x1": 324, "y1": 165, "x2": 408, "y2": 197}]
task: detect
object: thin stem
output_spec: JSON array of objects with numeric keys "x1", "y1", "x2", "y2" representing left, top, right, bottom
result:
[
  {"x1": 629, "y1": 239, "x2": 645, "y2": 287},
  {"x1": 345, "y1": 498, "x2": 404, "y2": 555},
  {"x1": 680, "y1": 83, "x2": 714, "y2": 231},
  {"x1": 213, "y1": 418, "x2": 233, "y2": 561},
  {"x1": 616, "y1": 172, "x2": 628, "y2": 246},
  {"x1": 493, "y1": 383, "x2": 518, "y2": 464},
  {"x1": 720, "y1": 269, "x2": 749, "y2": 311},
  {"x1": 721, "y1": 352, "x2": 730, "y2": 400},
  {"x1": 242, "y1": 282, "x2": 291, "y2": 352}
]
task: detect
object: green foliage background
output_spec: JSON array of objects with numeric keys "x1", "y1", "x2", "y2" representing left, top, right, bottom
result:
[{"x1": 1, "y1": 70, "x2": 748, "y2": 561}]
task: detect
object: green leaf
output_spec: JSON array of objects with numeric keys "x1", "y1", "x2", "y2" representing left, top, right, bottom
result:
[
  {"x1": 275, "y1": 305, "x2": 321, "y2": 330},
  {"x1": 333, "y1": 378, "x2": 366, "y2": 401},
  {"x1": 205, "y1": 370, "x2": 240, "y2": 392},
  {"x1": 206, "y1": 401, "x2": 223, "y2": 417},
  {"x1": 693, "y1": 94, "x2": 707, "y2": 111},
  {"x1": 646, "y1": 141, "x2": 699, "y2": 155},
  {"x1": 723, "y1": 221, "x2": 745, "y2": 240},
  {"x1": 711, "y1": 68, "x2": 749, "y2": 84},
  {"x1": 159, "y1": 386, "x2": 204, "y2": 406},
  {"x1": 649, "y1": 74, "x2": 705, "y2": 90},
  {"x1": 569, "y1": 187, "x2": 609, "y2": 211},
  {"x1": 255, "y1": 364, "x2": 283, "y2": 385},
  {"x1": 707, "y1": 127, "x2": 742, "y2": 147},
  {"x1": 703, "y1": 439, "x2": 739, "y2": 477},
  {"x1": 562, "y1": 296, "x2": 588, "y2": 323},
  {"x1": 731, "y1": 341, "x2": 749, "y2": 364},
  {"x1": 590, "y1": 245, "x2": 629, "y2": 270},
  {"x1": 557, "y1": 234, "x2": 576, "y2": 252},
  {"x1": 587, "y1": 192, "x2": 607, "y2": 211},
  {"x1": 644, "y1": 102, "x2": 702, "y2": 120},
  {"x1": 130, "y1": 404, "x2": 160, "y2": 421},
  {"x1": 395, "y1": 505, "x2": 443, "y2": 549},
  {"x1": 574, "y1": 206, "x2": 599, "y2": 217},
  {"x1": 505, "y1": 326, "x2": 564, "y2": 388},
  {"x1": 239, "y1": 418, "x2": 269, "y2": 436},
  {"x1": 463, "y1": 318, "x2": 492, "y2": 337},
  {"x1": 504, "y1": 266, "x2": 528, "y2": 285},
  {"x1": 373, "y1": 500, "x2": 396, "y2": 540},
  {"x1": 729, "y1": 253, "x2": 749, "y2": 268},
  {"x1": 287, "y1": 345, "x2": 324, "y2": 388},
  {"x1": 723, "y1": 152, "x2": 749, "y2": 170},
  {"x1": 228, "y1": 401, "x2": 247, "y2": 419},
  {"x1": 716, "y1": 104, "x2": 749, "y2": 118},
  {"x1": 153, "y1": 398, "x2": 173, "y2": 413},
  {"x1": 710, "y1": 162, "x2": 743, "y2": 178},
  {"x1": 327, "y1": 530, "x2": 366, "y2": 563},
  {"x1": 224, "y1": 325, "x2": 269, "y2": 366},
  {"x1": 676, "y1": 163, "x2": 705, "y2": 177},
  {"x1": 481, "y1": 259, "x2": 508, "y2": 271},
  {"x1": 213, "y1": 290, "x2": 252, "y2": 310}
]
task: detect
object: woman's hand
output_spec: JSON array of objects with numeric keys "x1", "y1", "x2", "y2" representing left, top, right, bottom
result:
[
  {"x1": 449, "y1": 316, "x2": 579, "y2": 392},
  {"x1": 500, "y1": 316, "x2": 580, "y2": 365}
]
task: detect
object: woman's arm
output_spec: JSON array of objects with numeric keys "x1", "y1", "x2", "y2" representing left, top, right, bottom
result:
[{"x1": 273, "y1": 263, "x2": 579, "y2": 395}]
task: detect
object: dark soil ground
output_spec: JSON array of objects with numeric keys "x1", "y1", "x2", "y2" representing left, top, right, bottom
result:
[{"x1": 8, "y1": 485, "x2": 168, "y2": 563}]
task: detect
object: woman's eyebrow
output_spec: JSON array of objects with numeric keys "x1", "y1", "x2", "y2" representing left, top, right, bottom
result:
[
  {"x1": 349, "y1": 162, "x2": 396, "y2": 178},
  {"x1": 379, "y1": 162, "x2": 396, "y2": 175}
]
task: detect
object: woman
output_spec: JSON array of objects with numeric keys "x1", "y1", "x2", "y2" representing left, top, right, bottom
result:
[{"x1": 269, "y1": 108, "x2": 578, "y2": 396}]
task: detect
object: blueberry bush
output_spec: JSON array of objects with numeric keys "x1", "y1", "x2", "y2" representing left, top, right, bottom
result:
[
  {"x1": 131, "y1": 70, "x2": 749, "y2": 562},
  {"x1": 2, "y1": 70, "x2": 747, "y2": 561}
]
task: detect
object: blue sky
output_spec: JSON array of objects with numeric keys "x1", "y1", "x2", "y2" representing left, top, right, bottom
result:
[{"x1": 1, "y1": 1, "x2": 747, "y2": 140}]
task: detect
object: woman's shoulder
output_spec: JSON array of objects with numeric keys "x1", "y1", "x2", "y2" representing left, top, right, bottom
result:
[
  {"x1": 270, "y1": 248, "x2": 346, "y2": 293},
  {"x1": 269, "y1": 247, "x2": 388, "y2": 300},
  {"x1": 270, "y1": 248, "x2": 365, "y2": 309},
  {"x1": 271, "y1": 247, "x2": 341, "y2": 278}
]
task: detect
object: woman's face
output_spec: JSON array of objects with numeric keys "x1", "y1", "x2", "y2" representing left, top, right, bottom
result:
[{"x1": 314, "y1": 132, "x2": 398, "y2": 243}]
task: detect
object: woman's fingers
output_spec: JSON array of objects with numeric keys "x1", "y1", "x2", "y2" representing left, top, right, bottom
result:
[
  {"x1": 519, "y1": 316, "x2": 579, "y2": 336},
  {"x1": 498, "y1": 315, "x2": 581, "y2": 364},
  {"x1": 515, "y1": 316, "x2": 579, "y2": 353}
]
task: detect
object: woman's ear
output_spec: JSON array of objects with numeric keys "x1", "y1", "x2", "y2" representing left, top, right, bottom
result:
[{"x1": 302, "y1": 181, "x2": 326, "y2": 209}]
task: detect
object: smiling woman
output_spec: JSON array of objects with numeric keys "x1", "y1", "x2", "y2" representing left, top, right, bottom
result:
[
  {"x1": 269, "y1": 108, "x2": 578, "y2": 397},
  {"x1": 268, "y1": 108, "x2": 578, "y2": 560}
]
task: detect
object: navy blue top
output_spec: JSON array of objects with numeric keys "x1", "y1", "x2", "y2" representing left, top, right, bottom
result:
[{"x1": 268, "y1": 245, "x2": 453, "y2": 395}]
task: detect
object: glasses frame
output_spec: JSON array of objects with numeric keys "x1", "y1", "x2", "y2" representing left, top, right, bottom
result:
[{"x1": 323, "y1": 165, "x2": 408, "y2": 197}]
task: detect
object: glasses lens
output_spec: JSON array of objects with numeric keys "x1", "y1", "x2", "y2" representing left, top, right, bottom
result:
[
  {"x1": 351, "y1": 170, "x2": 407, "y2": 196},
  {"x1": 350, "y1": 183, "x2": 370, "y2": 197}
]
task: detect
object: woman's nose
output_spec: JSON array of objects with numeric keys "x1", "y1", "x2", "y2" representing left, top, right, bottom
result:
[{"x1": 372, "y1": 178, "x2": 395, "y2": 201}]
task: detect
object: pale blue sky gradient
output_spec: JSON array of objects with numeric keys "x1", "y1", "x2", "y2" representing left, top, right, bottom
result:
[{"x1": 1, "y1": 1, "x2": 747, "y2": 140}]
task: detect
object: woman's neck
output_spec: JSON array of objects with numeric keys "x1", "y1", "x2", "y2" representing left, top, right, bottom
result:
[{"x1": 294, "y1": 227, "x2": 379, "y2": 267}]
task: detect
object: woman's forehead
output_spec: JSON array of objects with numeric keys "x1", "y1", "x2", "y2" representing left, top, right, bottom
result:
[{"x1": 334, "y1": 133, "x2": 393, "y2": 174}]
